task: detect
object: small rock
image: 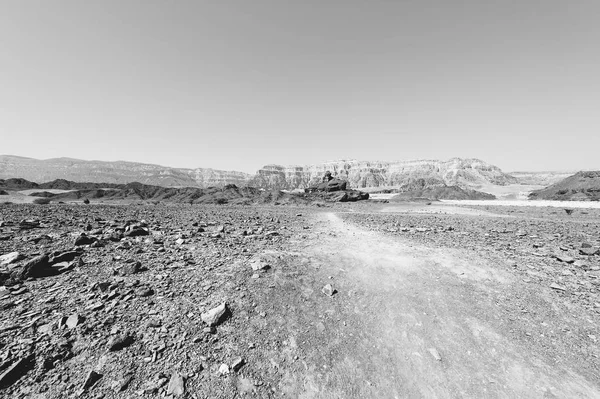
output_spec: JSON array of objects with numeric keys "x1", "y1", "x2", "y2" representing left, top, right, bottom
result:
[
  {"x1": 19, "y1": 219, "x2": 40, "y2": 229},
  {"x1": 218, "y1": 364, "x2": 230, "y2": 375},
  {"x1": 108, "y1": 333, "x2": 134, "y2": 351},
  {"x1": 580, "y1": 247, "x2": 599, "y2": 256},
  {"x1": 136, "y1": 287, "x2": 154, "y2": 297},
  {"x1": 201, "y1": 303, "x2": 228, "y2": 327},
  {"x1": 322, "y1": 284, "x2": 336, "y2": 296},
  {"x1": 203, "y1": 326, "x2": 216, "y2": 334},
  {"x1": 167, "y1": 372, "x2": 185, "y2": 396},
  {"x1": 550, "y1": 283, "x2": 567, "y2": 291},
  {"x1": 554, "y1": 255, "x2": 574, "y2": 264},
  {"x1": 125, "y1": 227, "x2": 149, "y2": 237},
  {"x1": 0, "y1": 252, "x2": 21, "y2": 266},
  {"x1": 81, "y1": 370, "x2": 102, "y2": 391},
  {"x1": 116, "y1": 374, "x2": 133, "y2": 392},
  {"x1": 231, "y1": 358, "x2": 245, "y2": 372},
  {"x1": 428, "y1": 348, "x2": 442, "y2": 361},
  {"x1": 38, "y1": 322, "x2": 54, "y2": 335},
  {"x1": 146, "y1": 320, "x2": 162, "y2": 328},
  {"x1": 250, "y1": 260, "x2": 270, "y2": 271},
  {"x1": 120, "y1": 261, "x2": 142, "y2": 275},
  {"x1": 75, "y1": 234, "x2": 96, "y2": 246},
  {"x1": 66, "y1": 314, "x2": 83, "y2": 329}
]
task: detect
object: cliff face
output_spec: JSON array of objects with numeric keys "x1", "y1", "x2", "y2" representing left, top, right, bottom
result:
[{"x1": 251, "y1": 158, "x2": 517, "y2": 190}]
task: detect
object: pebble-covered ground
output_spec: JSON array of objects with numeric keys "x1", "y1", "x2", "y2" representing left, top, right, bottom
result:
[
  {"x1": 337, "y1": 205, "x2": 600, "y2": 383},
  {"x1": 1, "y1": 202, "x2": 599, "y2": 398},
  {"x1": 339, "y1": 205, "x2": 600, "y2": 313},
  {"x1": 0, "y1": 203, "x2": 317, "y2": 398}
]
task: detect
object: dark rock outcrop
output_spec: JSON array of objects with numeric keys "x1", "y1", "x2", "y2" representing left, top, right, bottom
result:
[
  {"x1": 303, "y1": 178, "x2": 369, "y2": 202},
  {"x1": 305, "y1": 179, "x2": 348, "y2": 193}
]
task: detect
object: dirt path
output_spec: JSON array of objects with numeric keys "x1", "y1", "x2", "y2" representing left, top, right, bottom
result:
[{"x1": 279, "y1": 212, "x2": 600, "y2": 398}]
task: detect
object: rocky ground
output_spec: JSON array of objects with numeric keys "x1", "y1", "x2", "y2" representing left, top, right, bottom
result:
[
  {"x1": 0, "y1": 201, "x2": 599, "y2": 398},
  {"x1": 0, "y1": 203, "x2": 321, "y2": 398},
  {"x1": 340, "y1": 204, "x2": 600, "y2": 380},
  {"x1": 342, "y1": 204, "x2": 600, "y2": 314}
]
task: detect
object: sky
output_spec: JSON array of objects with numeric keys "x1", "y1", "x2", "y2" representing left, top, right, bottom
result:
[{"x1": 1, "y1": 0, "x2": 599, "y2": 173}]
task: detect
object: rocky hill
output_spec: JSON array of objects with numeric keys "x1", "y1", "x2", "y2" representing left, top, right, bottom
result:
[
  {"x1": 0, "y1": 179, "x2": 301, "y2": 206},
  {"x1": 0, "y1": 179, "x2": 370, "y2": 205},
  {"x1": 529, "y1": 171, "x2": 600, "y2": 201},
  {"x1": 0, "y1": 178, "x2": 122, "y2": 191},
  {"x1": 1, "y1": 155, "x2": 518, "y2": 192},
  {"x1": 0, "y1": 156, "x2": 252, "y2": 188}
]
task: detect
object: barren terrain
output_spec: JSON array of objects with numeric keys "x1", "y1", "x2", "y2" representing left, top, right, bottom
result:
[{"x1": 0, "y1": 201, "x2": 599, "y2": 398}]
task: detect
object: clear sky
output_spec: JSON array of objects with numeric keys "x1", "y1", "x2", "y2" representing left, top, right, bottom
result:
[{"x1": 1, "y1": 0, "x2": 599, "y2": 173}]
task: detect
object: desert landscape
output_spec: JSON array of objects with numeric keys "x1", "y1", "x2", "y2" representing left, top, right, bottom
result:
[
  {"x1": 0, "y1": 158, "x2": 599, "y2": 398},
  {"x1": 2, "y1": 1, "x2": 600, "y2": 397}
]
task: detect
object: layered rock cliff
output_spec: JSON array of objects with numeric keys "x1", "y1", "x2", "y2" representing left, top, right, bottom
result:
[{"x1": 251, "y1": 158, "x2": 517, "y2": 191}]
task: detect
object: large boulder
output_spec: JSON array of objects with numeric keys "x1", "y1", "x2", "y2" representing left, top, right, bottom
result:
[
  {"x1": 303, "y1": 178, "x2": 369, "y2": 202},
  {"x1": 305, "y1": 179, "x2": 348, "y2": 193}
]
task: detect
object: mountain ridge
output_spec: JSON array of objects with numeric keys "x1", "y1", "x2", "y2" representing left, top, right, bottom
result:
[
  {"x1": 0, "y1": 154, "x2": 574, "y2": 194},
  {"x1": 0, "y1": 155, "x2": 252, "y2": 188}
]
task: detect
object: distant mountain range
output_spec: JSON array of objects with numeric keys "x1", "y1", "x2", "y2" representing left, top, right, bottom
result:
[
  {"x1": 0, "y1": 155, "x2": 251, "y2": 188},
  {"x1": 0, "y1": 154, "x2": 575, "y2": 194}
]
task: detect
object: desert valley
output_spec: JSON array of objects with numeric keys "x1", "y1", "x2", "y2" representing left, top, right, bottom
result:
[
  {"x1": 0, "y1": 155, "x2": 599, "y2": 398},
  {"x1": 3, "y1": 1, "x2": 600, "y2": 397}
]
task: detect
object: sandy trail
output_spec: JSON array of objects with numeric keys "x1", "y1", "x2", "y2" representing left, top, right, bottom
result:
[{"x1": 283, "y1": 212, "x2": 600, "y2": 399}]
